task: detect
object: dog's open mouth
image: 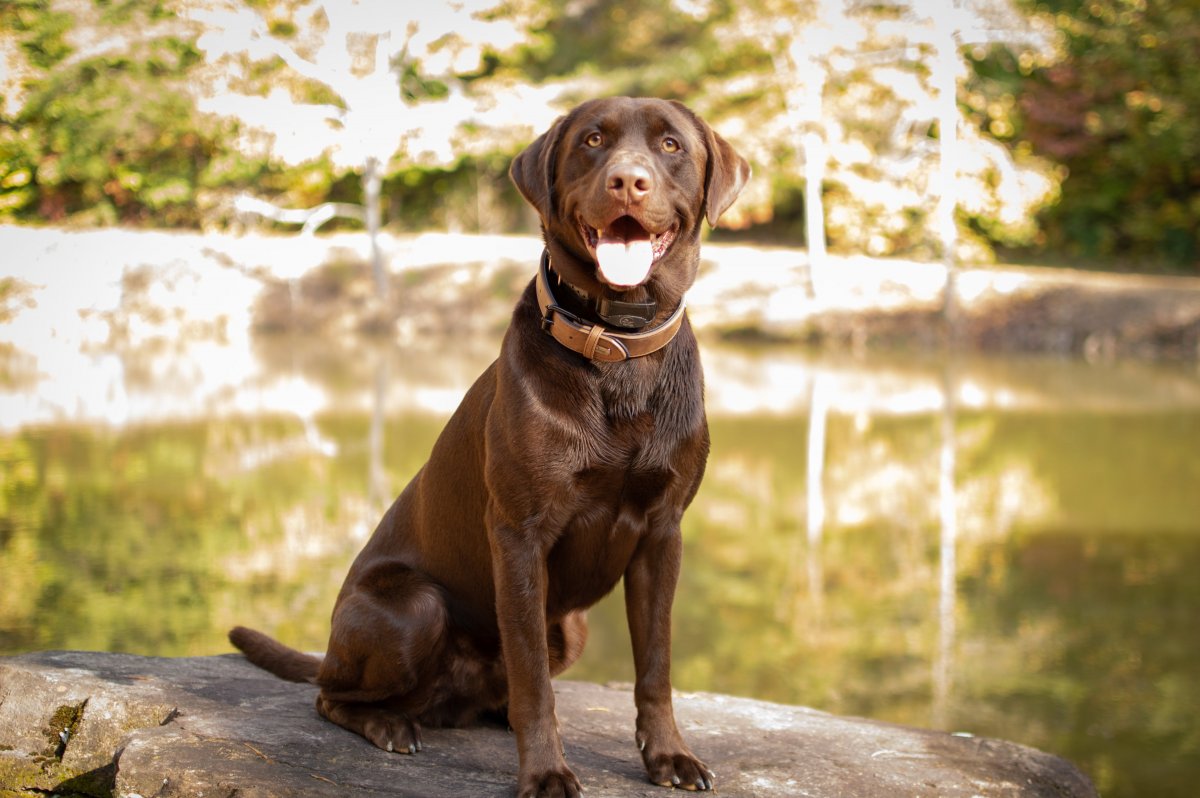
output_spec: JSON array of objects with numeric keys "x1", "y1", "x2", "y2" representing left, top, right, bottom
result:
[{"x1": 580, "y1": 215, "x2": 677, "y2": 288}]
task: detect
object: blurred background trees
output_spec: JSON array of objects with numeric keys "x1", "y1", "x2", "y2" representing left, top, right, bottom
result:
[
  {"x1": 1, "y1": 0, "x2": 1197, "y2": 271},
  {"x1": 971, "y1": 0, "x2": 1200, "y2": 267},
  {"x1": 0, "y1": 0, "x2": 228, "y2": 227}
]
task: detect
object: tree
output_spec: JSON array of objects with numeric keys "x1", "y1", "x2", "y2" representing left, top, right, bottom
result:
[
  {"x1": 7, "y1": 0, "x2": 1138, "y2": 274},
  {"x1": 0, "y1": 0, "x2": 245, "y2": 226},
  {"x1": 978, "y1": 0, "x2": 1200, "y2": 268},
  {"x1": 181, "y1": 0, "x2": 548, "y2": 297},
  {"x1": 693, "y1": 0, "x2": 1059, "y2": 270},
  {"x1": 751, "y1": 0, "x2": 856, "y2": 295}
]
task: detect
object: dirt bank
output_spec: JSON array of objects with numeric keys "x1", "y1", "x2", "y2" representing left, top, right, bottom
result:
[
  {"x1": 6, "y1": 225, "x2": 1200, "y2": 361},
  {"x1": 248, "y1": 237, "x2": 1200, "y2": 361}
]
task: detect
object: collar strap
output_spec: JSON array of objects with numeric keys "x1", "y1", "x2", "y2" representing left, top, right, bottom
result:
[{"x1": 535, "y1": 251, "x2": 685, "y2": 362}]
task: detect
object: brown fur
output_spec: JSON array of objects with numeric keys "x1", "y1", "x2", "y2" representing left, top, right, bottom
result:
[{"x1": 230, "y1": 97, "x2": 750, "y2": 797}]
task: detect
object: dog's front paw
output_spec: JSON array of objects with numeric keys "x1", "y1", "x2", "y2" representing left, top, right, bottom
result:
[
  {"x1": 638, "y1": 733, "x2": 714, "y2": 792},
  {"x1": 517, "y1": 764, "x2": 583, "y2": 798}
]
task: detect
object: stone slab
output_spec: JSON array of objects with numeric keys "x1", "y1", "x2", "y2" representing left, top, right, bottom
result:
[{"x1": 0, "y1": 651, "x2": 1097, "y2": 798}]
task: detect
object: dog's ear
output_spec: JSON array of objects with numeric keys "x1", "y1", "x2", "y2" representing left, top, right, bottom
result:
[
  {"x1": 509, "y1": 114, "x2": 570, "y2": 222},
  {"x1": 702, "y1": 126, "x2": 751, "y2": 227},
  {"x1": 672, "y1": 102, "x2": 751, "y2": 228}
]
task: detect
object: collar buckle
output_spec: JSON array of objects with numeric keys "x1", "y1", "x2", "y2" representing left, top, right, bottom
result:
[{"x1": 541, "y1": 303, "x2": 584, "y2": 335}]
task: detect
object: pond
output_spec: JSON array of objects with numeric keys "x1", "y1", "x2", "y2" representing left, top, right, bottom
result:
[{"x1": 2, "y1": 321, "x2": 1199, "y2": 798}]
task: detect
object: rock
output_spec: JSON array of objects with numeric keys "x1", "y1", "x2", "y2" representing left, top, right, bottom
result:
[{"x1": 0, "y1": 651, "x2": 1096, "y2": 798}]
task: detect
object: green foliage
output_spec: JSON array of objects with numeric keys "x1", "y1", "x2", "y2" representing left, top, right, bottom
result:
[
  {"x1": 381, "y1": 157, "x2": 528, "y2": 234},
  {"x1": 516, "y1": 0, "x2": 772, "y2": 122},
  {"x1": 981, "y1": 0, "x2": 1200, "y2": 268},
  {"x1": 4, "y1": 1, "x2": 74, "y2": 70},
  {"x1": 520, "y1": 0, "x2": 728, "y2": 90},
  {"x1": 2, "y1": 0, "x2": 1198, "y2": 270},
  {"x1": 0, "y1": 0, "x2": 271, "y2": 226}
]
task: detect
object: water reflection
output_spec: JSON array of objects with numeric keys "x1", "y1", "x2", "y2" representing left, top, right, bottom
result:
[
  {"x1": 934, "y1": 364, "x2": 958, "y2": 731},
  {"x1": 805, "y1": 370, "x2": 829, "y2": 564},
  {"x1": 2, "y1": 335, "x2": 1199, "y2": 798}
]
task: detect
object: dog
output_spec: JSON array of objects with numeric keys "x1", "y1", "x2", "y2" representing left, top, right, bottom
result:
[{"x1": 230, "y1": 96, "x2": 750, "y2": 798}]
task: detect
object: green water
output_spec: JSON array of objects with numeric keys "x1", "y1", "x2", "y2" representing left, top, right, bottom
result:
[{"x1": 2, "y1": 343, "x2": 1198, "y2": 798}]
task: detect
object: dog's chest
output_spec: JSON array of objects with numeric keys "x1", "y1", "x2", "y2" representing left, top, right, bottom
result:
[
  {"x1": 543, "y1": 405, "x2": 697, "y2": 613},
  {"x1": 545, "y1": 456, "x2": 674, "y2": 614},
  {"x1": 592, "y1": 351, "x2": 701, "y2": 460}
]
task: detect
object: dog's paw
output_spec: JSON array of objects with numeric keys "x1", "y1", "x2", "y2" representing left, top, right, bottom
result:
[
  {"x1": 363, "y1": 714, "x2": 423, "y2": 755},
  {"x1": 316, "y1": 696, "x2": 425, "y2": 755},
  {"x1": 517, "y1": 765, "x2": 583, "y2": 798},
  {"x1": 646, "y1": 753, "x2": 714, "y2": 791},
  {"x1": 638, "y1": 736, "x2": 714, "y2": 792}
]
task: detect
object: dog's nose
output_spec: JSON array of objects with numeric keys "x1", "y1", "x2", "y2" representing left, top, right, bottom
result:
[{"x1": 606, "y1": 163, "x2": 653, "y2": 205}]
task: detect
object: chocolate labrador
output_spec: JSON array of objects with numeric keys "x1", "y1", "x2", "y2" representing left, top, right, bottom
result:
[{"x1": 230, "y1": 96, "x2": 750, "y2": 797}]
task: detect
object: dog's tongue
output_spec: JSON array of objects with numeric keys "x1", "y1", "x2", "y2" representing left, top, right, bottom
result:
[{"x1": 595, "y1": 233, "x2": 653, "y2": 288}]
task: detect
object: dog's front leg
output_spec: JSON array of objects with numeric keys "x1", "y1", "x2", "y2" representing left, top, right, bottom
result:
[
  {"x1": 490, "y1": 517, "x2": 582, "y2": 798},
  {"x1": 625, "y1": 527, "x2": 715, "y2": 791}
]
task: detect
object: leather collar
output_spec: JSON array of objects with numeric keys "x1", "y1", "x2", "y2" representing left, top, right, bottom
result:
[{"x1": 535, "y1": 251, "x2": 686, "y2": 362}]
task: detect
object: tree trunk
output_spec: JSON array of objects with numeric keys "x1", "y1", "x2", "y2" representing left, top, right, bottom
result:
[
  {"x1": 803, "y1": 128, "x2": 828, "y2": 299},
  {"x1": 933, "y1": 7, "x2": 961, "y2": 328},
  {"x1": 364, "y1": 156, "x2": 387, "y2": 302}
]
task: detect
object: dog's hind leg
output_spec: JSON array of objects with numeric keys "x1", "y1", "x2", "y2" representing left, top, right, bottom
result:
[
  {"x1": 314, "y1": 561, "x2": 448, "y2": 752},
  {"x1": 316, "y1": 694, "x2": 424, "y2": 753}
]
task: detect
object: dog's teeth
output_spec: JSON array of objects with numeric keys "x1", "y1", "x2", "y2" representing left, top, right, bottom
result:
[{"x1": 386, "y1": 741, "x2": 394, "y2": 752}]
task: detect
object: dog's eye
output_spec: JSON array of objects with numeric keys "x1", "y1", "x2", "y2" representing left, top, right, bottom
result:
[
  {"x1": 661, "y1": 137, "x2": 681, "y2": 153},
  {"x1": 585, "y1": 132, "x2": 603, "y2": 148}
]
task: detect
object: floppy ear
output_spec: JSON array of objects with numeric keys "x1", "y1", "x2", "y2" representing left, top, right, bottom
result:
[
  {"x1": 671, "y1": 101, "x2": 751, "y2": 227},
  {"x1": 509, "y1": 115, "x2": 569, "y2": 222},
  {"x1": 700, "y1": 124, "x2": 751, "y2": 228}
]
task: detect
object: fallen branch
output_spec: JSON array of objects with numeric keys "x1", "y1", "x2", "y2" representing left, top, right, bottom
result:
[{"x1": 234, "y1": 195, "x2": 365, "y2": 236}]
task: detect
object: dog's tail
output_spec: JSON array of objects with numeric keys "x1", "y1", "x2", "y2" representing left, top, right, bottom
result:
[{"x1": 229, "y1": 626, "x2": 322, "y2": 684}]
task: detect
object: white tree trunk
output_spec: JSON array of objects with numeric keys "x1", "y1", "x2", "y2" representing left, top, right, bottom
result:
[
  {"x1": 932, "y1": 6, "x2": 961, "y2": 324},
  {"x1": 797, "y1": 21, "x2": 831, "y2": 299},
  {"x1": 363, "y1": 156, "x2": 387, "y2": 301},
  {"x1": 803, "y1": 129, "x2": 829, "y2": 298}
]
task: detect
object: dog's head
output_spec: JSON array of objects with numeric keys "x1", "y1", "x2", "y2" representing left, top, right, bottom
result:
[{"x1": 511, "y1": 97, "x2": 749, "y2": 305}]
